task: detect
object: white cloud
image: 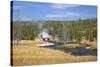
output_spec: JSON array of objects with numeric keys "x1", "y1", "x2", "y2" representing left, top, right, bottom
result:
[
  {"x1": 13, "y1": 6, "x2": 21, "y2": 8},
  {"x1": 46, "y1": 14, "x2": 65, "y2": 18},
  {"x1": 45, "y1": 12, "x2": 80, "y2": 18},
  {"x1": 65, "y1": 12, "x2": 80, "y2": 16},
  {"x1": 12, "y1": 5, "x2": 25, "y2": 9},
  {"x1": 51, "y1": 4, "x2": 80, "y2": 9}
]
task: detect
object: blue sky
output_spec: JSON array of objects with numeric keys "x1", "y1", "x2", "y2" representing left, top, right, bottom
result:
[{"x1": 12, "y1": 1, "x2": 97, "y2": 21}]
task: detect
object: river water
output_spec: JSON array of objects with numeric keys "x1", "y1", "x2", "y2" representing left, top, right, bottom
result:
[{"x1": 39, "y1": 42, "x2": 97, "y2": 56}]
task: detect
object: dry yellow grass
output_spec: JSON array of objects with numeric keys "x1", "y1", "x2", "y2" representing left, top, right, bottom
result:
[
  {"x1": 12, "y1": 40, "x2": 97, "y2": 66},
  {"x1": 80, "y1": 39, "x2": 97, "y2": 49},
  {"x1": 61, "y1": 44, "x2": 81, "y2": 48},
  {"x1": 88, "y1": 41, "x2": 97, "y2": 49}
]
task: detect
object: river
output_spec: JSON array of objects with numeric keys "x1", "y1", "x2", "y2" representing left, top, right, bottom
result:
[{"x1": 39, "y1": 41, "x2": 97, "y2": 56}]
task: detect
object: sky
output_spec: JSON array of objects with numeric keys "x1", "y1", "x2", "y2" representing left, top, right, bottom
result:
[{"x1": 11, "y1": 1, "x2": 97, "y2": 21}]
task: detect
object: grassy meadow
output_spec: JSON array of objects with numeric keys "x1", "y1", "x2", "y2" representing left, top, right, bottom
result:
[{"x1": 12, "y1": 40, "x2": 97, "y2": 66}]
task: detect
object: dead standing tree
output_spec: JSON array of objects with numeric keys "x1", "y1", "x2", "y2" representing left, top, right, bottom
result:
[
  {"x1": 62, "y1": 21, "x2": 70, "y2": 45},
  {"x1": 15, "y1": 8, "x2": 20, "y2": 45}
]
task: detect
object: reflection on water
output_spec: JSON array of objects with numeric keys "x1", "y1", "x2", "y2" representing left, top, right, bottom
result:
[{"x1": 40, "y1": 43, "x2": 97, "y2": 56}]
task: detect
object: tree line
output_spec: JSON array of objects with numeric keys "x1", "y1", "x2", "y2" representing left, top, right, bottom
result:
[{"x1": 12, "y1": 18, "x2": 97, "y2": 42}]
